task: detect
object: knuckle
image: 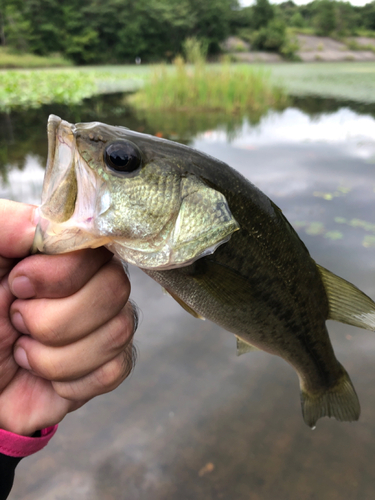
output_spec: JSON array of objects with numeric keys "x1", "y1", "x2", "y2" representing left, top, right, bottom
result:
[
  {"x1": 104, "y1": 266, "x2": 130, "y2": 309},
  {"x1": 33, "y1": 323, "x2": 62, "y2": 346},
  {"x1": 106, "y1": 313, "x2": 133, "y2": 352},
  {"x1": 96, "y1": 347, "x2": 134, "y2": 390},
  {"x1": 30, "y1": 350, "x2": 66, "y2": 381},
  {"x1": 52, "y1": 380, "x2": 80, "y2": 401},
  {"x1": 96, "y1": 358, "x2": 123, "y2": 390},
  {"x1": 26, "y1": 305, "x2": 62, "y2": 346}
]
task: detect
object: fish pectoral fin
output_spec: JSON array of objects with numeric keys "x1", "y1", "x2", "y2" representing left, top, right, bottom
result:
[
  {"x1": 163, "y1": 287, "x2": 205, "y2": 320},
  {"x1": 299, "y1": 363, "x2": 360, "y2": 428},
  {"x1": 236, "y1": 336, "x2": 259, "y2": 356},
  {"x1": 317, "y1": 264, "x2": 375, "y2": 331}
]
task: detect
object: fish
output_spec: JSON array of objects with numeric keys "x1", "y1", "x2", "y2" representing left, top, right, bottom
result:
[{"x1": 32, "y1": 114, "x2": 375, "y2": 428}]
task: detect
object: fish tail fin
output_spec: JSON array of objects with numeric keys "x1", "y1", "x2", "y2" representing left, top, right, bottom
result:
[
  {"x1": 317, "y1": 264, "x2": 375, "y2": 331},
  {"x1": 300, "y1": 364, "x2": 360, "y2": 428}
]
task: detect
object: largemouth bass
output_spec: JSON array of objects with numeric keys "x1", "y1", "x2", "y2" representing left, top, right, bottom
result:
[{"x1": 32, "y1": 115, "x2": 375, "y2": 428}]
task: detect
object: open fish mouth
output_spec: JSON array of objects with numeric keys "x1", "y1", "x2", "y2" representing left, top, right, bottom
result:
[
  {"x1": 32, "y1": 114, "x2": 240, "y2": 268},
  {"x1": 32, "y1": 115, "x2": 111, "y2": 254}
]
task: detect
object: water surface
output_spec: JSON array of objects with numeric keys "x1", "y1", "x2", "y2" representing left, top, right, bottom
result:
[{"x1": 2, "y1": 97, "x2": 375, "y2": 500}]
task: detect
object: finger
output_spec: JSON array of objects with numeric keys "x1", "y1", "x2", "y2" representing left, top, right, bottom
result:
[
  {"x1": 0, "y1": 256, "x2": 16, "y2": 281},
  {"x1": 10, "y1": 259, "x2": 130, "y2": 346},
  {"x1": 0, "y1": 200, "x2": 36, "y2": 259},
  {"x1": 0, "y1": 369, "x2": 76, "y2": 435},
  {"x1": 51, "y1": 342, "x2": 137, "y2": 401},
  {"x1": 0, "y1": 276, "x2": 20, "y2": 391},
  {"x1": 14, "y1": 302, "x2": 135, "y2": 381},
  {"x1": 9, "y1": 247, "x2": 113, "y2": 299}
]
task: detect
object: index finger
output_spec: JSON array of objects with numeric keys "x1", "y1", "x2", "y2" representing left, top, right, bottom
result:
[{"x1": 0, "y1": 200, "x2": 36, "y2": 259}]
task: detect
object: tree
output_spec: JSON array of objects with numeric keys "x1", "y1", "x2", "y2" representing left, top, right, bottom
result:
[
  {"x1": 313, "y1": 0, "x2": 337, "y2": 36},
  {"x1": 361, "y1": 1, "x2": 375, "y2": 31},
  {"x1": 253, "y1": 0, "x2": 274, "y2": 30}
]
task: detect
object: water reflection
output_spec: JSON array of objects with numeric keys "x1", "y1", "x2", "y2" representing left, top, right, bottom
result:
[
  {"x1": 1, "y1": 93, "x2": 375, "y2": 184},
  {"x1": 3, "y1": 94, "x2": 375, "y2": 500}
]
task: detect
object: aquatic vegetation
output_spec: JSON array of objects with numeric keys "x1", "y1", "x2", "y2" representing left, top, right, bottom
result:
[
  {"x1": 0, "y1": 70, "x2": 97, "y2": 111},
  {"x1": 294, "y1": 216, "x2": 375, "y2": 248},
  {"x1": 267, "y1": 62, "x2": 375, "y2": 104},
  {"x1": 129, "y1": 57, "x2": 288, "y2": 115},
  {"x1": 313, "y1": 185, "x2": 351, "y2": 200},
  {"x1": 0, "y1": 69, "x2": 139, "y2": 112}
]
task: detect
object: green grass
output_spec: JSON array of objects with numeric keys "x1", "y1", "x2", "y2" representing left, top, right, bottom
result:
[
  {"x1": 0, "y1": 47, "x2": 71, "y2": 68},
  {"x1": 129, "y1": 57, "x2": 288, "y2": 115}
]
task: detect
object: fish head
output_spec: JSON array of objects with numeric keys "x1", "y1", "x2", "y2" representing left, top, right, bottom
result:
[{"x1": 32, "y1": 115, "x2": 239, "y2": 269}]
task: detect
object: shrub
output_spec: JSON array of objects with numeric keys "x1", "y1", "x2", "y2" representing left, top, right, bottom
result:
[{"x1": 251, "y1": 19, "x2": 299, "y2": 59}]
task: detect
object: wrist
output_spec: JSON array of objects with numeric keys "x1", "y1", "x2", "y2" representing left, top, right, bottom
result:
[{"x1": 0, "y1": 425, "x2": 58, "y2": 458}]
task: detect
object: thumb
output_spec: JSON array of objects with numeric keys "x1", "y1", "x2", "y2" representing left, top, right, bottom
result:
[{"x1": 0, "y1": 200, "x2": 37, "y2": 259}]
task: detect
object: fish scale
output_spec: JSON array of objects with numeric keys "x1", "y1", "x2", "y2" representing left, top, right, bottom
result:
[{"x1": 32, "y1": 114, "x2": 375, "y2": 428}]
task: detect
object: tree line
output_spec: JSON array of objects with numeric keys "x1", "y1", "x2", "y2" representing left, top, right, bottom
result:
[{"x1": 0, "y1": 0, "x2": 374, "y2": 64}]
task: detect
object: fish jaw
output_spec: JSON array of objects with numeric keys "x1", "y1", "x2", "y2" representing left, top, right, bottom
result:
[
  {"x1": 33, "y1": 115, "x2": 240, "y2": 265},
  {"x1": 32, "y1": 115, "x2": 112, "y2": 254}
]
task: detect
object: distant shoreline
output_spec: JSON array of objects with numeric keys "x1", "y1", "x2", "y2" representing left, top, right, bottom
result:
[{"x1": 232, "y1": 34, "x2": 375, "y2": 63}]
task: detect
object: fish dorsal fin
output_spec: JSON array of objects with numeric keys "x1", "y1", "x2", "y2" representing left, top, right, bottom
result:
[
  {"x1": 236, "y1": 336, "x2": 259, "y2": 356},
  {"x1": 163, "y1": 287, "x2": 205, "y2": 320},
  {"x1": 317, "y1": 264, "x2": 375, "y2": 331}
]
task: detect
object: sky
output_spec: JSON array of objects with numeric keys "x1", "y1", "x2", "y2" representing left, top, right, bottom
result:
[{"x1": 240, "y1": 0, "x2": 372, "y2": 6}]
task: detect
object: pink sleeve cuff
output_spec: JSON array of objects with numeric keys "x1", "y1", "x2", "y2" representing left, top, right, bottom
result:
[{"x1": 0, "y1": 425, "x2": 58, "y2": 458}]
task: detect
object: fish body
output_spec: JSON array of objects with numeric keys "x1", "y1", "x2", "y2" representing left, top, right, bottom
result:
[{"x1": 33, "y1": 115, "x2": 375, "y2": 427}]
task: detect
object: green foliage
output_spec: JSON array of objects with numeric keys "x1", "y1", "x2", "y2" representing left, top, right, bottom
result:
[
  {"x1": 290, "y1": 12, "x2": 306, "y2": 28},
  {"x1": 129, "y1": 56, "x2": 288, "y2": 116},
  {"x1": 251, "y1": 18, "x2": 299, "y2": 59},
  {"x1": 253, "y1": 0, "x2": 275, "y2": 30},
  {"x1": 252, "y1": 19, "x2": 287, "y2": 51},
  {"x1": 0, "y1": 69, "x2": 96, "y2": 111},
  {"x1": 0, "y1": 68, "x2": 142, "y2": 111},
  {"x1": 0, "y1": 47, "x2": 71, "y2": 68},
  {"x1": 0, "y1": 0, "x2": 374, "y2": 65},
  {"x1": 313, "y1": 0, "x2": 337, "y2": 36},
  {"x1": 345, "y1": 39, "x2": 375, "y2": 53},
  {"x1": 0, "y1": 0, "x2": 240, "y2": 64}
]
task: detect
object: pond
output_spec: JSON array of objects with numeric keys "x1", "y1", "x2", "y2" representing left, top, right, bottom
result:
[{"x1": 2, "y1": 93, "x2": 375, "y2": 500}]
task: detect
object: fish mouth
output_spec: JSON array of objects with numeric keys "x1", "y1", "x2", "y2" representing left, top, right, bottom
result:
[{"x1": 32, "y1": 114, "x2": 111, "y2": 254}]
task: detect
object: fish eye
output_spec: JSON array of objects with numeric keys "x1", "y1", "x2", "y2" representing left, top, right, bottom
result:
[{"x1": 104, "y1": 141, "x2": 142, "y2": 174}]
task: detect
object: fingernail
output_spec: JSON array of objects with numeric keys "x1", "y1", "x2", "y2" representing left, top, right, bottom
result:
[
  {"x1": 11, "y1": 312, "x2": 30, "y2": 335},
  {"x1": 14, "y1": 347, "x2": 32, "y2": 371},
  {"x1": 11, "y1": 276, "x2": 36, "y2": 299}
]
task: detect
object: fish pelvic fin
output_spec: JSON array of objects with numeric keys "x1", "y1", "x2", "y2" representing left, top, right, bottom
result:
[
  {"x1": 300, "y1": 364, "x2": 360, "y2": 428},
  {"x1": 317, "y1": 264, "x2": 375, "y2": 331}
]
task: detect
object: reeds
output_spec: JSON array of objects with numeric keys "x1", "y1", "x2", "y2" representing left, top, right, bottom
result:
[{"x1": 130, "y1": 56, "x2": 287, "y2": 115}]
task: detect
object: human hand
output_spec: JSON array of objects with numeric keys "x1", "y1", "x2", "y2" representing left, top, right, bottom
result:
[{"x1": 0, "y1": 200, "x2": 136, "y2": 436}]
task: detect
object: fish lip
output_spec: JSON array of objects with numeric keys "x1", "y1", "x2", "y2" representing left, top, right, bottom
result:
[
  {"x1": 41, "y1": 115, "x2": 76, "y2": 206},
  {"x1": 32, "y1": 115, "x2": 112, "y2": 254},
  {"x1": 42, "y1": 115, "x2": 61, "y2": 203}
]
